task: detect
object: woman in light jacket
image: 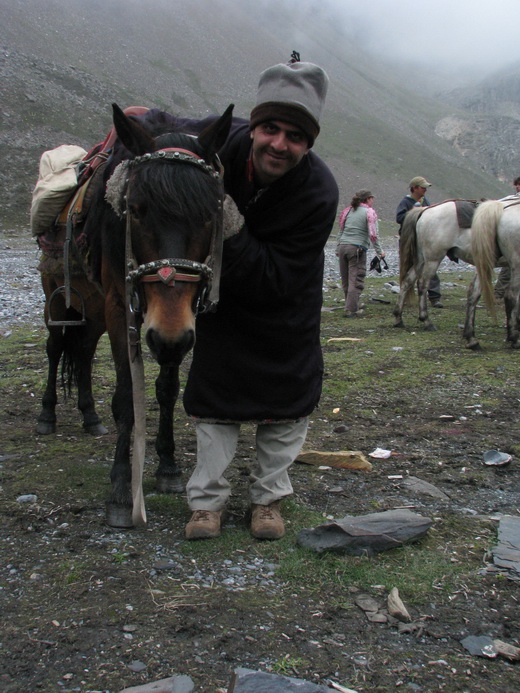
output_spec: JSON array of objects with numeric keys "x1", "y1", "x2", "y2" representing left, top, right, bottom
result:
[{"x1": 337, "y1": 189, "x2": 385, "y2": 317}]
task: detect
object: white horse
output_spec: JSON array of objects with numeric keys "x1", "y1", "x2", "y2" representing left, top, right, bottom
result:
[
  {"x1": 393, "y1": 200, "x2": 480, "y2": 334},
  {"x1": 471, "y1": 199, "x2": 520, "y2": 348}
]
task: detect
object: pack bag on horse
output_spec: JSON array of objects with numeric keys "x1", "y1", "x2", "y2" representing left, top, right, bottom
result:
[
  {"x1": 471, "y1": 198, "x2": 520, "y2": 349},
  {"x1": 35, "y1": 102, "x2": 235, "y2": 528}
]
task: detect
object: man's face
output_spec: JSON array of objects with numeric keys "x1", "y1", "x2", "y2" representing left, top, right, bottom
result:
[
  {"x1": 515, "y1": 181, "x2": 520, "y2": 193},
  {"x1": 250, "y1": 120, "x2": 309, "y2": 186},
  {"x1": 411, "y1": 185, "x2": 427, "y2": 201}
]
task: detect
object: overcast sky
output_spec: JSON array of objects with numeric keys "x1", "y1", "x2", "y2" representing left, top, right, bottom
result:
[{"x1": 332, "y1": 0, "x2": 519, "y2": 76}]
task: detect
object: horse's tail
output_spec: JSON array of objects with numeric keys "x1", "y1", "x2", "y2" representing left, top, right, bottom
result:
[
  {"x1": 399, "y1": 207, "x2": 423, "y2": 303},
  {"x1": 472, "y1": 200, "x2": 502, "y2": 320}
]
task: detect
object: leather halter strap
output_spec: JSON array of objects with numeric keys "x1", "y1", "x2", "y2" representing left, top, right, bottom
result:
[
  {"x1": 129, "y1": 147, "x2": 222, "y2": 179},
  {"x1": 127, "y1": 259, "x2": 213, "y2": 287}
]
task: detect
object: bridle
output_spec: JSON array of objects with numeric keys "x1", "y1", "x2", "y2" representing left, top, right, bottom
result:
[{"x1": 123, "y1": 146, "x2": 225, "y2": 333}]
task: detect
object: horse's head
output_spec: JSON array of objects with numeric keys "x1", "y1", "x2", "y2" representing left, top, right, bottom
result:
[{"x1": 109, "y1": 103, "x2": 233, "y2": 365}]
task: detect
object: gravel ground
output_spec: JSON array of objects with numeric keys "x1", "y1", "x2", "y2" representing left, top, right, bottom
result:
[
  {"x1": 0, "y1": 230, "x2": 472, "y2": 330},
  {"x1": 0, "y1": 232, "x2": 46, "y2": 330}
]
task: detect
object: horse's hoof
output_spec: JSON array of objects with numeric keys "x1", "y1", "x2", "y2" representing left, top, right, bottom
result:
[
  {"x1": 84, "y1": 422, "x2": 109, "y2": 436},
  {"x1": 36, "y1": 421, "x2": 56, "y2": 435},
  {"x1": 105, "y1": 504, "x2": 134, "y2": 528},
  {"x1": 467, "y1": 342, "x2": 482, "y2": 351},
  {"x1": 156, "y1": 475, "x2": 185, "y2": 494},
  {"x1": 424, "y1": 324, "x2": 437, "y2": 332},
  {"x1": 393, "y1": 321, "x2": 405, "y2": 329}
]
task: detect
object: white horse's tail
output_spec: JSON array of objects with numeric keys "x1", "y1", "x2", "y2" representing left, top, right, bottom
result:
[
  {"x1": 472, "y1": 200, "x2": 503, "y2": 320},
  {"x1": 399, "y1": 207, "x2": 423, "y2": 282}
]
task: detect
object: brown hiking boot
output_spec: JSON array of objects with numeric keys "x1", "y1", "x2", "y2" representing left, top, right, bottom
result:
[
  {"x1": 185, "y1": 509, "x2": 222, "y2": 540},
  {"x1": 250, "y1": 501, "x2": 285, "y2": 540}
]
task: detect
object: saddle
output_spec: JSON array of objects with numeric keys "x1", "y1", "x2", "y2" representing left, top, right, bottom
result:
[
  {"x1": 453, "y1": 199, "x2": 478, "y2": 228},
  {"x1": 421, "y1": 199, "x2": 477, "y2": 229},
  {"x1": 75, "y1": 105, "x2": 149, "y2": 189}
]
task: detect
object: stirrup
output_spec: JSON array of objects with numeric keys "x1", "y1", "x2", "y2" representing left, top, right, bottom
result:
[{"x1": 47, "y1": 286, "x2": 87, "y2": 326}]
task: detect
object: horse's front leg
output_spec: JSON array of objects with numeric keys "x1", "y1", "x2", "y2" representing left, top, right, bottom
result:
[
  {"x1": 154, "y1": 365, "x2": 184, "y2": 493},
  {"x1": 36, "y1": 327, "x2": 63, "y2": 434},
  {"x1": 393, "y1": 267, "x2": 417, "y2": 328},
  {"x1": 463, "y1": 274, "x2": 482, "y2": 350}
]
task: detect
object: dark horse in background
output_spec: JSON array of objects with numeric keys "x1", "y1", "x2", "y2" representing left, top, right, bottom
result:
[{"x1": 36, "y1": 103, "x2": 233, "y2": 527}]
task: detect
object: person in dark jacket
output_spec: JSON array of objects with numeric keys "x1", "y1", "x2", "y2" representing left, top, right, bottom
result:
[
  {"x1": 396, "y1": 176, "x2": 443, "y2": 308},
  {"x1": 495, "y1": 176, "x2": 520, "y2": 298},
  {"x1": 180, "y1": 58, "x2": 339, "y2": 540}
]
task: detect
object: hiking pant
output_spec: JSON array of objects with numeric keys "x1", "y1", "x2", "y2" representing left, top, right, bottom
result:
[
  {"x1": 186, "y1": 419, "x2": 309, "y2": 511},
  {"x1": 494, "y1": 265, "x2": 510, "y2": 298},
  {"x1": 337, "y1": 243, "x2": 367, "y2": 313},
  {"x1": 428, "y1": 274, "x2": 442, "y2": 302}
]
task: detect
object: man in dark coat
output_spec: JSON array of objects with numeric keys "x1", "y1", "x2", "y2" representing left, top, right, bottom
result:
[
  {"x1": 396, "y1": 176, "x2": 443, "y2": 308},
  {"x1": 182, "y1": 59, "x2": 339, "y2": 540}
]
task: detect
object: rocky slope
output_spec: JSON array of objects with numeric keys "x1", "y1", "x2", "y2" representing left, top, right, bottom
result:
[
  {"x1": 0, "y1": 0, "x2": 516, "y2": 228},
  {"x1": 436, "y1": 62, "x2": 520, "y2": 184}
]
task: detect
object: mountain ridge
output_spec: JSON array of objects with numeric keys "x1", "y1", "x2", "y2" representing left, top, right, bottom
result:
[{"x1": 1, "y1": 0, "x2": 517, "y2": 227}]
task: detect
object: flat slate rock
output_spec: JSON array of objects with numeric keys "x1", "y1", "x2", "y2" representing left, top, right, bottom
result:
[
  {"x1": 400, "y1": 476, "x2": 450, "y2": 500},
  {"x1": 460, "y1": 635, "x2": 497, "y2": 658},
  {"x1": 492, "y1": 514, "x2": 520, "y2": 578},
  {"x1": 297, "y1": 509, "x2": 432, "y2": 556},
  {"x1": 118, "y1": 675, "x2": 195, "y2": 693},
  {"x1": 230, "y1": 668, "x2": 334, "y2": 692}
]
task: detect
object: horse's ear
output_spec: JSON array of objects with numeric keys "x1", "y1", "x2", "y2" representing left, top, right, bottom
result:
[
  {"x1": 198, "y1": 104, "x2": 234, "y2": 159},
  {"x1": 112, "y1": 103, "x2": 155, "y2": 156}
]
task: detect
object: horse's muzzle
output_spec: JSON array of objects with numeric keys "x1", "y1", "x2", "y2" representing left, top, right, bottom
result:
[{"x1": 145, "y1": 327, "x2": 195, "y2": 365}]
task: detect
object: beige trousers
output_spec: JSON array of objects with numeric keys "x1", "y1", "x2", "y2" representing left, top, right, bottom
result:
[{"x1": 186, "y1": 419, "x2": 309, "y2": 511}]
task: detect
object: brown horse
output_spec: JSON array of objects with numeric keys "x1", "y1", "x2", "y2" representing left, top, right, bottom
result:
[{"x1": 36, "y1": 103, "x2": 233, "y2": 527}]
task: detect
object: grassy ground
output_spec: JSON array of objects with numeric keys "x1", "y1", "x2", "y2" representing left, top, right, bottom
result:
[{"x1": 1, "y1": 272, "x2": 520, "y2": 692}]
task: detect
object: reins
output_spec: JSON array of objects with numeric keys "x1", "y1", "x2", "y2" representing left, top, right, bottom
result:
[{"x1": 123, "y1": 145, "x2": 224, "y2": 526}]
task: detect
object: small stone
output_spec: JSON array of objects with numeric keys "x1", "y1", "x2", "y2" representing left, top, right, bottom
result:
[
  {"x1": 127, "y1": 660, "x2": 147, "y2": 672},
  {"x1": 387, "y1": 587, "x2": 411, "y2": 622},
  {"x1": 16, "y1": 494, "x2": 37, "y2": 503},
  {"x1": 153, "y1": 560, "x2": 179, "y2": 571}
]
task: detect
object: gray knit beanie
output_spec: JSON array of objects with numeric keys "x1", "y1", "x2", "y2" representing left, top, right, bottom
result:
[{"x1": 250, "y1": 59, "x2": 329, "y2": 147}]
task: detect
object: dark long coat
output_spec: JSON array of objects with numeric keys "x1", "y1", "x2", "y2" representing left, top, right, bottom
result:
[{"x1": 181, "y1": 118, "x2": 339, "y2": 421}]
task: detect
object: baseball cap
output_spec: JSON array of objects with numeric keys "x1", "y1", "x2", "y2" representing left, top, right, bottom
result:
[{"x1": 409, "y1": 176, "x2": 432, "y2": 188}]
